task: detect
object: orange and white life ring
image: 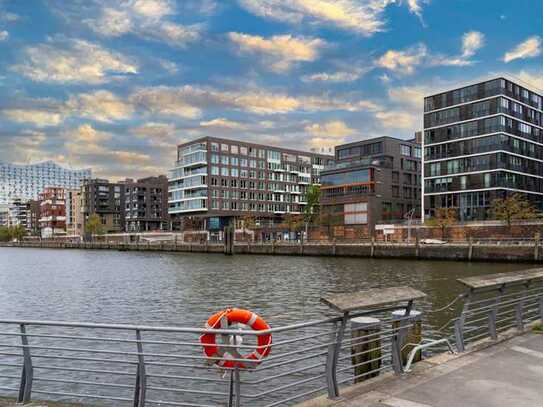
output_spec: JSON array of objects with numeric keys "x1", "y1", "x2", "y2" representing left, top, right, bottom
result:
[{"x1": 200, "y1": 308, "x2": 272, "y2": 369}]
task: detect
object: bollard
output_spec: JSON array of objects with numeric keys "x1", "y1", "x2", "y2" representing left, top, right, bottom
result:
[
  {"x1": 391, "y1": 310, "x2": 422, "y2": 366},
  {"x1": 350, "y1": 317, "x2": 382, "y2": 383}
]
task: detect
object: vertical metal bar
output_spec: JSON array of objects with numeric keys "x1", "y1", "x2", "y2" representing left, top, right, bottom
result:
[
  {"x1": 489, "y1": 286, "x2": 504, "y2": 340},
  {"x1": 234, "y1": 366, "x2": 241, "y2": 407},
  {"x1": 455, "y1": 291, "x2": 471, "y2": 352},
  {"x1": 227, "y1": 370, "x2": 234, "y2": 407},
  {"x1": 391, "y1": 318, "x2": 404, "y2": 374},
  {"x1": 325, "y1": 322, "x2": 338, "y2": 399},
  {"x1": 134, "y1": 329, "x2": 146, "y2": 407},
  {"x1": 17, "y1": 324, "x2": 33, "y2": 404},
  {"x1": 331, "y1": 314, "x2": 347, "y2": 397},
  {"x1": 539, "y1": 296, "x2": 543, "y2": 323},
  {"x1": 516, "y1": 282, "x2": 530, "y2": 331}
]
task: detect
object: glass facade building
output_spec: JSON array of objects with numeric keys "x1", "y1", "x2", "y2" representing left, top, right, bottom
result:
[
  {"x1": 423, "y1": 77, "x2": 543, "y2": 220},
  {"x1": 0, "y1": 161, "x2": 91, "y2": 205}
]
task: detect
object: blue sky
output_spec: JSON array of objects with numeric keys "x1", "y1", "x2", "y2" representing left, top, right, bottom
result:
[{"x1": 0, "y1": 0, "x2": 542, "y2": 179}]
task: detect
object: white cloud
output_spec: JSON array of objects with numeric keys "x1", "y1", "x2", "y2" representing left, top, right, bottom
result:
[
  {"x1": 503, "y1": 36, "x2": 542, "y2": 63},
  {"x1": 3, "y1": 109, "x2": 63, "y2": 127},
  {"x1": 12, "y1": 39, "x2": 137, "y2": 84},
  {"x1": 376, "y1": 44, "x2": 427, "y2": 75},
  {"x1": 66, "y1": 90, "x2": 134, "y2": 123},
  {"x1": 200, "y1": 118, "x2": 248, "y2": 129},
  {"x1": 388, "y1": 85, "x2": 432, "y2": 110},
  {"x1": 132, "y1": 122, "x2": 177, "y2": 139},
  {"x1": 67, "y1": 123, "x2": 112, "y2": 143},
  {"x1": 130, "y1": 85, "x2": 379, "y2": 116},
  {"x1": 0, "y1": 30, "x2": 8, "y2": 41},
  {"x1": 84, "y1": 0, "x2": 201, "y2": 48},
  {"x1": 462, "y1": 31, "x2": 484, "y2": 58},
  {"x1": 305, "y1": 120, "x2": 355, "y2": 148},
  {"x1": 238, "y1": 0, "x2": 398, "y2": 36},
  {"x1": 302, "y1": 67, "x2": 368, "y2": 83},
  {"x1": 375, "y1": 110, "x2": 417, "y2": 129},
  {"x1": 229, "y1": 32, "x2": 325, "y2": 72}
]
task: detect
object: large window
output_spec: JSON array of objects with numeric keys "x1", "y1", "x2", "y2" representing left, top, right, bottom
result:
[
  {"x1": 321, "y1": 169, "x2": 371, "y2": 186},
  {"x1": 344, "y1": 203, "x2": 368, "y2": 225}
]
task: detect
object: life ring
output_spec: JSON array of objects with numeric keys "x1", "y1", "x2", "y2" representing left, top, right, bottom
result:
[{"x1": 200, "y1": 308, "x2": 272, "y2": 369}]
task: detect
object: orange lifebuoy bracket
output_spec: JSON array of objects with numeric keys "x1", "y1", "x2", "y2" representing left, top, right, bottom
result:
[{"x1": 200, "y1": 308, "x2": 272, "y2": 369}]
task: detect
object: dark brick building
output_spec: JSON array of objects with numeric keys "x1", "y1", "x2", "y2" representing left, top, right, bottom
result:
[
  {"x1": 319, "y1": 136, "x2": 422, "y2": 232},
  {"x1": 80, "y1": 179, "x2": 124, "y2": 235},
  {"x1": 122, "y1": 176, "x2": 169, "y2": 232}
]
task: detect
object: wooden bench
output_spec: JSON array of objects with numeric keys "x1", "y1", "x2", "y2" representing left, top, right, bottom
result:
[{"x1": 458, "y1": 268, "x2": 543, "y2": 292}]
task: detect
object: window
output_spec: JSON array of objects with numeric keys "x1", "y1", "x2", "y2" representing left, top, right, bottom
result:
[
  {"x1": 240, "y1": 158, "x2": 248, "y2": 167},
  {"x1": 401, "y1": 145, "x2": 412, "y2": 157},
  {"x1": 221, "y1": 167, "x2": 229, "y2": 176},
  {"x1": 240, "y1": 146, "x2": 248, "y2": 155},
  {"x1": 231, "y1": 157, "x2": 239, "y2": 166},
  {"x1": 211, "y1": 143, "x2": 219, "y2": 152},
  {"x1": 267, "y1": 150, "x2": 281, "y2": 161},
  {"x1": 231, "y1": 168, "x2": 239, "y2": 177},
  {"x1": 221, "y1": 143, "x2": 229, "y2": 152},
  {"x1": 221, "y1": 156, "x2": 229, "y2": 165},
  {"x1": 231, "y1": 145, "x2": 238, "y2": 154},
  {"x1": 211, "y1": 154, "x2": 219, "y2": 164},
  {"x1": 211, "y1": 166, "x2": 219, "y2": 175}
]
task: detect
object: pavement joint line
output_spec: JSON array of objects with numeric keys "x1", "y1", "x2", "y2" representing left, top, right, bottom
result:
[
  {"x1": 510, "y1": 345, "x2": 543, "y2": 359},
  {"x1": 378, "y1": 397, "x2": 435, "y2": 407}
]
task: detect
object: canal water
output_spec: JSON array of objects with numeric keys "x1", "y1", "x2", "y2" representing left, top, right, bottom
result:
[
  {"x1": 0, "y1": 248, "x2": 532, "y2": 406},
  {"x1": 0, "y1": 247, "x2": 530, "y2": 330}
]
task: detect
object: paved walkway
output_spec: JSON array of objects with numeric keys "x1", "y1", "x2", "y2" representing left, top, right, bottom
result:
[{"x1": 301, "y1": 333, "x2": 543, "y2": 407}]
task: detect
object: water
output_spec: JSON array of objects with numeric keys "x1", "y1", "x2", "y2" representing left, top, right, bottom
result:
[
  {"x1": 0, "y1": 247, "x2": 529, "y2": 330},
  {"x1": 0, "y1": 247, "x2": 532, "y2": 406}
]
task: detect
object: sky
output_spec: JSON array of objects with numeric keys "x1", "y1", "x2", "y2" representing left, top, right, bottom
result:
[{"x1": 0, "y1": 0, "x2": 542, "y2": 180}]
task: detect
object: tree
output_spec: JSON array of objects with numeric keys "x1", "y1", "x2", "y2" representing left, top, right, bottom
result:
[
  {"x1": 85, "y1": 213, "x2": 104, "y2": 241},
  {"x1": 240, "y1": 214, "x2": 257, "y2": 241},
  {"x1": 303, "y1": 184, "x2": 321, "y2": 240},
  {"x1": 427, "y1": 208, "x2": 457, "y2": 239},
  {"x1": 10, "y1": 225, "x2": 26, "y2": 242},
  {"x1": 491, "y1": 193, "x2": 539, "y2": 227},
  {"x1": 0, "y1": 226, "x2": 10, "y2": 242}
]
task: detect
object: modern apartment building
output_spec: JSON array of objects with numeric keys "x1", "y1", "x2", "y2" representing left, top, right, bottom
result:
[
  {"x1": 7, "y1": 198, "x2": 29, "y2": 228},
  {"x1": 423, "y1": 77, "x2": 543, "y2": 220},
  {"x1": 122, "y1": 176, "x2": 169, "y2": 232},
  {"x1": 0, "y1": 204, "x2": 8, "y2": 227},
  {"x1": 80, "y1": 179, "x2": 124, "y2": 235},
  {"x1": 0, "y1": 161, "x2": 91, "y2": 204},
  {"x1": 319, "y1": 136, "x2": 421, "y2": 231},
  {"x1": 168, "y1": 136, "x2": 334, "y2": 230},
  {"x1": 65, "y1": 189, "x2": 80, "y2": 236},
  {"x1": 39, "y1": 187, "x2": 67, "y2": 238},
  {"x1": 26, "y1": 200, "x2": 41, "y2": 236}
]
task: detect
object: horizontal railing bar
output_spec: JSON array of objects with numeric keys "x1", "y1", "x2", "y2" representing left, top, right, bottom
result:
[
  {"x1": 146, "y1": 385, "x2": 228, "y2": 397},
  {"x1": 28, "y1": 353, "x2": 138, "y2": 365},
  {"x1": 0, "y1": 386, "x2": 19, "y2": 392},
  {"x1": 241, "y1": 361, "x2": 326, "y2": 385},
  {"x1": 340, "y1": 334, "x2": 395, "y2": 350},
  {"x1": 338, "y1": 344, "x2": 390, "y2": 362},
  {"x1": 245, "y1": 372, "x2": 327, "y2": 399},
  {"x1": 34, "y1": 377, "x2": 133, "y2": 389},
  {"x1": 0, "y1": 352, "x2": 21, "y2": 357},
  {"x1": 0, "y1": 363, "x2": 22, "y2": 368},
  {"x1": 31, "y1": 388, "x2": 132, "y2": 402},
  {"x1": 0, "y1": 374, "x2": 20, "y2": 380},
  {"x1": 254, "y1": 350, "x2": 328, "y2": 372},
  {"x1": 146, "y1": 398, "x2": 218, "y2": 407},
  {"x1": 339, "y1": 365, "x2": 391, "y2": 384},
  {"x1": 33, "y1": 365, "x2": 134, "y2": 376},
  {"x1": 146, "y1": 373, "x2": 229, "y2": 383},
  {"x1": 337, "y1": 354, "x2": 391, "y2": 373},
  {"x1": 261, "y1": 341, "x2": 334, "y2": 363}
]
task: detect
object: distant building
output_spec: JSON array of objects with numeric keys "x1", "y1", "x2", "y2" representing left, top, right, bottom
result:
[
  {"x1": 168, "y1": 136, "x2": 334, "y2": 233},
  {"x1": 319, "y1": 136, "x2": 422, "y2": 232},
  {"x1": 26, "y1": 200, "x2": 41, "y2": 236},
  {"x1": 423, "y1": 77, "x2": 543, "y2": 220},
  {"x1": 65, "y1": 189, "x2": 80, "y2": 236},
  {"x1": 0, "y1": 161, "x2": 91, "y2": 204},
  {"x1": 0, "y1": 204, "x2": 8, "y2": 227},
  {"x1": 122, "y1": 176, "x2": 169, "y2": 232},
  {"x1": 80, "y1": 179, "x2": 124, "y2": 235},
  {"x1": 7, "y1": 198, "x2": 29, "y2": 229},
  {"x1": 39, "y1": 187, "x2": 67, "y2": 238}
]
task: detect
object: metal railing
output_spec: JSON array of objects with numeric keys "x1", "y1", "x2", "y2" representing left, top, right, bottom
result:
[
  {"x1": 0, "y1": 302, "x2": 427, "y2": 407},
  {"x1": 452, "y1": 277, "x2": 543, "y2": 352}
]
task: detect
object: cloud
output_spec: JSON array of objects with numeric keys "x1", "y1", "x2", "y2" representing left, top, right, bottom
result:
[
  {"x1": 375, "y1": 110, "x2": 417, "y2": 129},
  {"x1": 66, "y1": 90, "x2": 134, "y2": 123},
  {"x1": 503, "y1": 36, "x2": 542, "y2": 63},
  {"x1": 82, "y1": 0, "x2": 201, "y2": 48},
  {"x1": 388, "y1": 85, "x2": 432, "y2": 110},
  {"x1": 0, "y1": 30, "x2": 7, "y2": 41},
  {"x1": 305, "y1": 120, "x2": 355, "y2": 148},
  {"x1": 0, "y1": 11, "x2": 19, "y2": 22},
  {"x1": 12, "y1": 38, "x2": 137, "y2": 84},
  {"x1": 302, "y1": 67, "x2": 369, "y2": 83},
  {"x1": 514, "y1": 70, "x2": 543, "y2": 92},
  {"x1": 228, "y1": 32, "x2": 325, "y2": 72},
  {"x1": 461, "y1": 31, "x2": 484, "y2": 58},
  {"x1": 238, "y1": 0, "x2": 398, "y2": 36},
  {"x1": 68, "y1": 124, "x2": 112, "y2": 143},
  {"x1": 130, "y1": 85, "x2": 379, "y2": 116},
  {"x1": 200, "y1": 118, "x2": 248, "y2": 129},
  {"x1": 132, "y1": 122, "x2": 177, "y2": 139},
  {"x1": 376, "y1": 44, "x2": 427, "y2": 75},
  {"x1": 3, "y1": 109, "x2": 63, "y2": 127}
]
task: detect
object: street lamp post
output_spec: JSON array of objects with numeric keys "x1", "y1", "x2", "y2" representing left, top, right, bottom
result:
[{"x1": 405, "y1": 208, "x2": 416, "y2": 244}]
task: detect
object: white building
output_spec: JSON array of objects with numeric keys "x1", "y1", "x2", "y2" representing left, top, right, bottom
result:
[{"x1": 0, "y1": 161, "x2": 91, "y2": 205}]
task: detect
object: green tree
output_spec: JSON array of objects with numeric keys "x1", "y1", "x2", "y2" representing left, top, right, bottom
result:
[
  {"x1": 427, "y1": 208, "x2": 457, "y2": 240},
  {"x1": 240, "y1": 214, "x2": 257, "y2": 241},
  {"x1": 0, "y1": 226, "x2": 11, "y2": 242},
  {"x1": 10, "y1": 225, "x2": 26, "y2": 242},
  {"x1": 303, "y1": 184, "x2": 321, "y2": 239},
  {"x1": 85, "y1": 213, "x2": 104, "y2": 241},
  {"x1": 491, "y1": 193, "x2": 539, "y2": 227}
]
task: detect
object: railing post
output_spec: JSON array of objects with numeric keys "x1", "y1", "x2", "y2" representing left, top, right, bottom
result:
[
  {"x1": 133, "y1": 329, "x2": 146, "y2": 407},
  {"x1": 455, "y1": 292, "x2": 471, "y2": 352},
  {"x1": 17, "y1": 324, "x2": 33, "y2": 404},
  {"x1": 325, "y1": 318, "x2": 344, "y2": 399},
  {"x1": 539, "y1": 296, "x2": 543, "y2": 323},
  {"x1": 515, "y1": 282, "x2": 530, "y2": 331},
  {"x1": 488, "y1": 286, "x2": 504, "y2": 340},
  {"x1": 234, "y1": 366, "x2": 241, "y2": 407}
]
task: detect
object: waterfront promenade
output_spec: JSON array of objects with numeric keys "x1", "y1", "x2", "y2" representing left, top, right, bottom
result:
[
  {"x1": 300, "y1": 332, "x2": 543, "y2": 407},
  {"x1": 3, "y1": 238, "x2": 543, "y2": 263}
]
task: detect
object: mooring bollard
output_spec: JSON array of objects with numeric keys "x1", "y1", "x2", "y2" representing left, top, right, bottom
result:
[
  {"x1": 350, "y1": 317, "x2": 382, "y2": 383},
  {"x1": 391, "y1": 310, "x2": 422, "y2": 365}
]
